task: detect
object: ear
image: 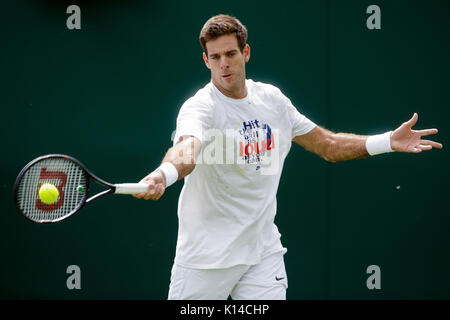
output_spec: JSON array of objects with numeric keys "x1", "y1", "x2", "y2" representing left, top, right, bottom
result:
[
  {"x1": 202, "y1": 52, "x2": 211, "y2": 69},
  {"x1": 243, "y1": 44, "x2": 251, "y2": 63}
]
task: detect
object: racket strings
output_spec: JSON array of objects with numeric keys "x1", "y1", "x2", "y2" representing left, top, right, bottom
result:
[{"x1": 16, "y1": 158, "x2": 87, "y2": 223}]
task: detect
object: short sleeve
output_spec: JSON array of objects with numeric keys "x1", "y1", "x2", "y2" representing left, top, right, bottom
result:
[
  {"x1": 287, "y1": 102, "x2": 317, "y2": 138},
  {"x1": 173, "y1": 98, "x2": 213, "y2": 145},
  {"x1": 273, "y1": 87, "x2": 317, "y2": 139}
]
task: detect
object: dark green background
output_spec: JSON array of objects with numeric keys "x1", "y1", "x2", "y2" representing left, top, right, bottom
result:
[{"x1": 1, "y1": 0, "x2": 448, "y2": 299}]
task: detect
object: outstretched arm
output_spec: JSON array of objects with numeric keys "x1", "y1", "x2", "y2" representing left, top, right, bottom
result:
[
  {"x1": 293, "y1": 126, "x2": 368, "y2": 162},
  {"x1": 293, "y1": 113, "x2": 442, "y2": 163},
  {"x1": 133, "y1": 135, "x2": 202, "y2": 200}
]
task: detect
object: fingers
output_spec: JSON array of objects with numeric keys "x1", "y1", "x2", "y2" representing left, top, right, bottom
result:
[
  {"x1": 133, "y1": 181, "x2": 164, "y2": 200},
  {"x1": 408, "y1": 139, "x2": 443, "y2": 153},
  {"x1": 132, "y1": 191, "x2": 147, "y2": 199},
  {"x1": 131, "y1": 169, "x2": 168, "y2": 201},
  {"x1": 132, "y1": 181, "x2": 155, "y2": 199},
  {"x1": 144, "y1": 184, "x2": 165, "y2": 200},
  {"x1": 415, "y1": 128, "x2": 438, "y2": 136},
  {"x1": 417, "y1": 144, "x2": 433, "y2": 151},
  {"x1": 406, "y1": 113, "x2": 418, "y2": 129},
  {"x1": 132, "y1": 193, "x2": 144, "y2": 199},
  {"x1": 144, "y1": 183, "x2": 156, "y2": 200},
  {"x1": 419, "y1": 139, "x2": 443, "y2": 149}
]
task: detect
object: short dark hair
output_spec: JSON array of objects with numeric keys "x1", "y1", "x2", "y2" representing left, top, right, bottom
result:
[{"x1": 199, "y1": 14, "x2": 248, "y2": 55}]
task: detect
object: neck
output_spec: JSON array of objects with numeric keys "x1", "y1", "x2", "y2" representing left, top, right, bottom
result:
[{"x1": 212, "y1": 79, "x2": 247, "y2": 99}]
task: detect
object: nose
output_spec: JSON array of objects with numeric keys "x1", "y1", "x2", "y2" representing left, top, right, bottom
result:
[{"x1": 220, "y1": 56, "x2": 229, "y2": 70}]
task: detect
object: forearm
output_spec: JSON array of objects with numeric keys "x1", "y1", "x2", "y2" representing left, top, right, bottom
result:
[
  {"x1": 326, "y1": 132, "x2": 370, "y2": 162},
  {"x1": 135, "y1": 136, "x2": 201, "y2": 200},
  {"x1": 161, "y1": 136, "x2": 200, "y2": 180}
]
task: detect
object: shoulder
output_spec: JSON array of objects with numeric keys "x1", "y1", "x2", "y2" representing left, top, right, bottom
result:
[
  {"x1": 248, "y1": 80, "x2": 291, "y2": 115},
  {"x1": 247, "y1": 79, "x2": 286, "y2": 101},
  {"x1": 176, "y1": 83, "x2": 216, "y2": 125},
  {"x1": 181, "y1": 82, "x2": 216, "y2": 110}
]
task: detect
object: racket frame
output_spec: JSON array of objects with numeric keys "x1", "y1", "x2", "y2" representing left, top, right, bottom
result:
[{"x1": 13, "y1": 154, "x2": 117, "y2": 223}]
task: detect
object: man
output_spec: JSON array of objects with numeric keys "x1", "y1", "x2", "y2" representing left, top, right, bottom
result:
[{"x1": 134, "y1": 14, "x2": 442, "y2": 300}]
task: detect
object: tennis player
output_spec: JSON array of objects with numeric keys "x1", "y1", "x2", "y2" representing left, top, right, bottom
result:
[{"x1": 134, "y1": 14, "x2": 442, "y2": 300}]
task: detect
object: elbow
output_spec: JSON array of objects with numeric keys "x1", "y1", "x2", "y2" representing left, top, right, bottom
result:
[
  {"x1": 175, "y1": 155, "x2": 196, "y2": 179},
  {"x1": 182, "y1": 162, "x2": 196, "y2": 177},
  {"x1": 322, "y1": 138, "x2": 338, "y2": 163},
  {"x1": 323, "y1": 155, "x2": 337, "y2": 163},
  {"x1": 180, "y1": 150, "x2": 198, "y2": 177}
]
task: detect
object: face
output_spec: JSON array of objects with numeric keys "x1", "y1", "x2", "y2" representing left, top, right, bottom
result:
[{"x1": 203, "y1": 34, "x2": 250, "y2": 99}]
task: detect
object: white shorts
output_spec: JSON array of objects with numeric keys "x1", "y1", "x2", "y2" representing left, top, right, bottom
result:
[{"x1": 168, "y1": 251, "x2": 288, "y2": 300}]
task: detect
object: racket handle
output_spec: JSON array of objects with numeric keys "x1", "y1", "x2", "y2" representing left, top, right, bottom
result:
[{"x1": 114, "y1": 183, "x2": 149, "y2": 194}]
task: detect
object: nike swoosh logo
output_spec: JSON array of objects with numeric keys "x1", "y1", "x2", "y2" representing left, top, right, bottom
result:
[{"x1": 275, "y1": 276, "x2": 284, "y2": 281}]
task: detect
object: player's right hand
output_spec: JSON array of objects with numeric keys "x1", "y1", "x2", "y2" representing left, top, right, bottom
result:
[{"x1": 133, "y1": 170, "x2": 166, "y2": 200}]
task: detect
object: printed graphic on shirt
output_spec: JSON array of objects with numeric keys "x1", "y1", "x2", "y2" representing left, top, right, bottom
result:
[
  {"x1": 186, "y1": 121, "x2": 280, "y2": 176},
  {"x1": 236, "y1": 119, "x2": 277, "y2": 174}
]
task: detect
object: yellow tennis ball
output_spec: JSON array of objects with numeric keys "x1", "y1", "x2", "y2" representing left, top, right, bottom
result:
[{"x1": 39, "y1": 183, "x2": 59, "y2": 205}]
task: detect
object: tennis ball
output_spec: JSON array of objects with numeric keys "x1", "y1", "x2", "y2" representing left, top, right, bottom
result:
[{"x1": 39, "y1": 183, "x2": 59, "y2": 205}]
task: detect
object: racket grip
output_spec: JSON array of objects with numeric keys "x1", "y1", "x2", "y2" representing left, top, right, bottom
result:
[{"x1": 114, "y1": 183, "x2": 149, "y2": 194}]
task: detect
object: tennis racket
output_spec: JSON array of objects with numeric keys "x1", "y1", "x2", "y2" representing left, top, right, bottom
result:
[{"x1": 13, "y1": 154, "x2": 149, "y2": 223}]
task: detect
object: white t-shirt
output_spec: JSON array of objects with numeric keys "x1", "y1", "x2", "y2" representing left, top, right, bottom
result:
[{"x1": 173, "y1": 79, "x2": 317, "y2": 269}]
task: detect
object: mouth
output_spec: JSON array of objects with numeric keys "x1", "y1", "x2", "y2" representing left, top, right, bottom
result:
[{"x1": 221, "y1": 74, "x2": 232, "y2": 79}]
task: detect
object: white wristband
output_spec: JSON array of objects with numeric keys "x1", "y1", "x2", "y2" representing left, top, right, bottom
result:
[
  {"x1": 157, "y1": 162, "x2": 178, "y2": 187},
  {"x1": 366, "y1": 131, "x2": 394, "y2": 156}
]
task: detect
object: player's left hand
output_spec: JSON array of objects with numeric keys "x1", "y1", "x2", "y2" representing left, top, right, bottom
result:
[{"x1": 390, "y1": 113, "x2": 443, "y2": 153}]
